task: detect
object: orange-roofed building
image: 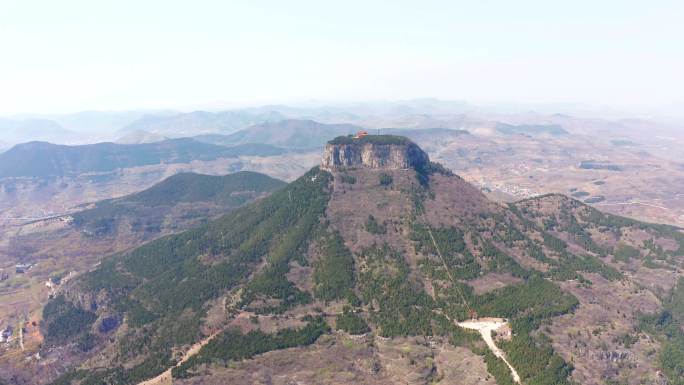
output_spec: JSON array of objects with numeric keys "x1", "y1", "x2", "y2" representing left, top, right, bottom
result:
[{"x1": 353, "y1": 130, "x2": 368, "y2": 139}]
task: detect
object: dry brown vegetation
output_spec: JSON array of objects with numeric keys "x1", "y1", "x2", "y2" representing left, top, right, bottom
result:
[{"x1": 174, "y1": 333, "x2": 496, "y2": 385}]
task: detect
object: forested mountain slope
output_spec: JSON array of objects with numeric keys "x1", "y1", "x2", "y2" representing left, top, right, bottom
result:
[
  {"x1": 11, "y1": 136, "x2": 682, "y2": 385},
  {"x1": 71, "y1": 171, "x2": 285, "y2": 237}
]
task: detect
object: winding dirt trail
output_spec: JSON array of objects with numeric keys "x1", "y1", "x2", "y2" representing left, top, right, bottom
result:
[
  {"x1": 135, "y1": 311, "x2": 264, "y2": 385},
  {"x1": 18, "y1": 323, "x2": 24, "y2": 351},
  {"x1": 136, "y1": 329, "x2": 222, "y2": 385},
  {"x1": 419, "y1": 208, "x2": 521, "y2": 383},
  {"x1": 458, "y1": 318, "x2": 521, "y2": 383}
]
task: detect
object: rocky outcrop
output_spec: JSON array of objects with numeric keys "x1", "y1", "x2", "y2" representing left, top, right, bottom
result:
[{"x1": 321, "y1": 136, "x2": 429, "y2": 170}]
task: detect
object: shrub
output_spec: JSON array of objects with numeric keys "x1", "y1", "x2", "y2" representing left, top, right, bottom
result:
[
  {"x1": 365, "y1": 215, "x2": 387, "y2": 234},
  {"x1": 378, "y1": 173, "x2": 393, "y2": 186},
  {"x1": 336, "y1": 307, "x2": 370, "y2": 335}
]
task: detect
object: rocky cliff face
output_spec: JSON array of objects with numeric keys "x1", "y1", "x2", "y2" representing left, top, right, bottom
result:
[{"x1": 321, "y1": 137, "x2": 429, "y2": 170}]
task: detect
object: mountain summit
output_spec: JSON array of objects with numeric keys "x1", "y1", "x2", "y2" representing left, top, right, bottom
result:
[{"x1": 321, "y1": 134, "x2": 430, "y2": 170}]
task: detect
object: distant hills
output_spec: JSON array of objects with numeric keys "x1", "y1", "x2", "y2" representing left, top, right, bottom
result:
[
  {"x1": 0, "y1": 117, "x2": 515, "y2": 180},
  {"x1": 495, "y1": 123, "x2": 568, "y2": 136},
  {"x1": 0, "y1": 119, "x2": 471, "y2": 180},
  {"x1": 1, "y1": 101, "x2": 583, "y2": 149},
  {"x1": 72, "y1": 171, "x2": 285, "y2": 237},
  {"x1": 15, "y1": 110, "x2": 152, "y2": 136},
  {"x1": 194, "y1": 119, "x2": 362, "y2": 149},
  {"x1": 0, "y1": 139, "x2": 288, "y2": 178},
  {"x1": 115, "y1": 129, "x2": 168, "y2": 144},
  {"x1": 4, "y1": 99, "x2": 682, "y2": 151},
  {"x1": 0, "y1": 118, "x2": 80, "y2": 144},
  {"x1": 194, "y1": 119, "x2": 469, "y2": 150},
  {"x1": 381, "y1": 127, "x2": 470, "y2": 141},
  {"x1": 118, "y1": 110, "x2": 287, "y2": 138}
]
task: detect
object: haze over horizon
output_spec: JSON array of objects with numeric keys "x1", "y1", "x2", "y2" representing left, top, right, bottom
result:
[{"x1": 1, "y1": 0, "x2": 683, "y2": 116}]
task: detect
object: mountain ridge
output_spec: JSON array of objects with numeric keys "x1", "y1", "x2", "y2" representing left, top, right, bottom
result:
[
  {"x1": 71, "y1": 170, "x2": 286, "y2": 237},
  {"x1": 0, "y1": 139, "x2": 288, "y2": 178},
  {"x1": 119, "y1": 110, "x2": 286, "y2": 138},
  {"x1": 196, "y1": 119, "x2": 362, "y2": 149},
  {"x1": 194, "y1": 120, "x2": 471, "y2": 150}
]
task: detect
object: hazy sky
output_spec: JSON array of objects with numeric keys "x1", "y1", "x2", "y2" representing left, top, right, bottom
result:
[{"x1": 1, "y1": 0, "x2": 682, "y2": 114}]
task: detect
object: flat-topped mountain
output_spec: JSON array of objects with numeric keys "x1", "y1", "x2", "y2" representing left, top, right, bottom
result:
[
  {"x1": 7, "y1": 139, "x2": 684, "y2": 385},
  {"x1": 321, "y1": 134, "x2": 430, "y2": 170}
]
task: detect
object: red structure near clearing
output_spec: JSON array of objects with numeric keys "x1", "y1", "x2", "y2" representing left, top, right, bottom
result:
[{"x1": 353, "y1": 130, "x2": 368, "y2": 139}]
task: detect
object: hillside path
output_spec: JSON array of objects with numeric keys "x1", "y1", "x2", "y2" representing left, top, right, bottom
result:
[
  {"x1": 136, "y1": 329, "x2": 222, "y2": 385},
  {"x1": 419, "y1": 209, "x2": 520, "y2": 383}
]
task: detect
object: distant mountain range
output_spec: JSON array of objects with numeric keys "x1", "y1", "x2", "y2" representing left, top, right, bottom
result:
[
  {"x1": 0, "y1": 118, "x2": 80, "y2": 144},
  {"x1": 495, "y1": 123, "x2": 568, "y2": 136},
  {"x1": 0, "y1": 119, "x2": 473, "y2": 180},
  {"x1": 3, "y1": 99, "x2": 683, "y2": 149},
  {"x1": 117, "y1": 110, "x2": 287, "y2": 138},
  {"x1": 194, "y1": 119, "x2": 362, "y2": 149},
  {"x1": 194, "y1": 119, "x2": 470, "y2": 149},
  {"x1": 0, "y1": 139, "x2": 288, "y2": 178},
  {"x1": 115, "y1": 129, "x2": 168, "y2": 144}
]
